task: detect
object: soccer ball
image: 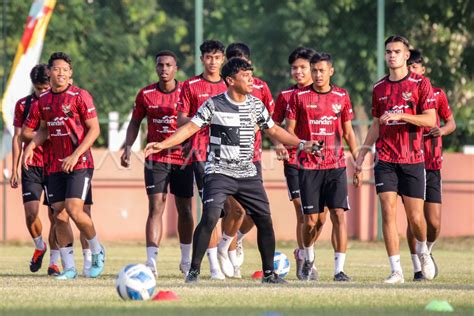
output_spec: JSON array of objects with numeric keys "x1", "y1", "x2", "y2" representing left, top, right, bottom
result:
[
  {"x1": 116, "y1": 264, "x2": 156, "y2": 301},
  {"x1": 273, "y1": 251, "x2": 290, "y2": 278}
]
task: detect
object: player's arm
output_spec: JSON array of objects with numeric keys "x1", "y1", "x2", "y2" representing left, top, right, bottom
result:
[
  {"x1": 177, "y1": 111, "x2": 190, "y2": 127},
  {"x1": 23, "y1": 120, "x2": 48, "y2": 170},
  {"x1": 21, "y1": 126, "x2": 35, "y2": 141},
  {"x1": 380, "y1": 108, "x2": 436, "y2": 127},
  {"x1": 121, "y1": 118, "x2": 141, "y2": 167},
  {"x1": 145, "y1": 121, "x2": 200, "y2": 157},
  {"x1": 353, "y1": 118, "x2": 380, "y2": 187},
  {"x1": 432, "y1": 115, "x2": 456, "y2": 137},
  {"x1": 61, "y1": 117, "x2": 100, "y2": 173},
  {"x1": 342, "y1": 121, "x2": 358, "y2": 162},
  {"x1": 10, "y1": 127, "x2": 22, "y2": 188}
]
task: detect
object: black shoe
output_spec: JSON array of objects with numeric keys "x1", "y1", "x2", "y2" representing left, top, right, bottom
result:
[
  {"x1": 431, "y1": 253, "x2": 438, "y2": 279},
  {"x1": 262, "y1": 273, "x2": 288, "y2": 284},
  {"x1": 413, "y1": 271, "x2": 426, "y2": 281},
  {"x1": 30, "y1": 244, "x2": 47, "y2": 273},
  {"x1": 333, "y1": 271, "x2": 351, "y2": 282},
  {"x1": 185, "y1": 269, "x2": 200, "y2": 283},
  {"x1": 301, "y1": 260, "x2": 313, "y2": 281}
]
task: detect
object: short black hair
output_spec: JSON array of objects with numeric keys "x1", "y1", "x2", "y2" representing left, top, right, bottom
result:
[
  {"x1": 288, "y1": 47, "x2": 317, "y2": 65},
  {"x1": 221, "y1": 57, "x2": 254, "y2": 86},
  {"x1": 30, "y1": 64, "x2": 49, "y2": 85},
  {"x1": 200, "y1": 40, "x2": 225, "y2": 55},
  {"x1": 226, "y1": 43, "x2": 251, "y2": 60},
  {"x1": 47, "y1": 52, "x2": 72, "y2": 68},
  {"x1": 155, "y1": 50, "x2": 177, "y2": 63},
  {"x1": 385, "y1": 35, "x2": 410, "y2": 48},
  {"x1": 310, "y1": 52, "x2": 332, "y2": 65},
  {"x1": 407, "y1": 49, "x2": 424, "y2": 66}
]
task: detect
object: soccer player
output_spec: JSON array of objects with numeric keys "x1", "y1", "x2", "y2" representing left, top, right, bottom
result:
[
  {"x1": 286, "y1": 52, "x2": 358, "y2": 282},
  {"x1": 272, "y1": 47, "x2": 316, "y2": 279},
  {"x1": 145, "y1": 57, "x2": 319, "y2": 284},
  {"x1": 406, "y1": 49, "x2": 456, "y2": 281},
  {"x1": 11, "y1": 64, "x2": 55, "y2": 274},
  {"x1": 22, "y1": 52, "x2": 105, "y2": 280},
  {"x1": 354, "y1": 36, "x2": 437, "y2": 283},
  {"x1": 177, "y1": 40, "x2": 227, "y2": 279},
  {"x1": 216, "y1": 42, "x2": 275, "y2": 277},
  {"x1": 120, "y1": 50, "x2": 194, "y2": 277}
]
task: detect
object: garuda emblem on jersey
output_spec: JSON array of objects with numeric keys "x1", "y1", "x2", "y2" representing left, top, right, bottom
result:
[
  {"x1": 62, "y1": 104, "x2": 73, "y2": 117},
  {"x1": 402, "y1": 92, "x2": 412, "y2": 101},
  {"x1": 332, "y1": 103, "x2": 342, "y2": 114}
]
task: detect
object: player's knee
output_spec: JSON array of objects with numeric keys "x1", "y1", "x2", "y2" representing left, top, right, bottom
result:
[{"x1": 55, "y1": 210, "x2": 69, "y2": 225}]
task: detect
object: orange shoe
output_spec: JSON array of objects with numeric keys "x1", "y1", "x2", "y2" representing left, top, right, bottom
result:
[
  {"x1": 30, "y1": 243, "x2": 47, "y2": 272},
  {"x1": 47, "y1": 264, "x2": 61, "y2": 276}
]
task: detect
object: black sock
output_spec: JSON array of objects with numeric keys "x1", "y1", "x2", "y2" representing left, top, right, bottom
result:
[
  {"x1": 251, "y1": 214, "x2": 275, "y2": 277},
  {"x1": 190, "y1": 207, "x2": 222, "y2": 272}
]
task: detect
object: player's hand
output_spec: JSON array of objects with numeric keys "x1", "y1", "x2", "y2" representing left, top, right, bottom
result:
[
  {"x1": 10, "y1": 171, "x2": 19, "y2": 189},
  {"x1": 353, "y1": 156, "x2": 364, "y2": 188},
  {"x1": 304, "y1": 140, "x2": 324, "y2": 156},
  {"x1": 59, "y1": 153, "x2": 79, "y2": 173},
  {"x1": 22, "y1": 144, "x2": 35, "y2": 170},
  {"x1": 181, "y1": 141, "x2": 192, "y2": 160},
  {"x1": 144, "y1": 142, "x2": 164, "y2": 157},
  {"x1": 380, "y1": 112, "x2": 402, "y2": 125},
  {"x1": 429, "y1": 126, "x2": 442, "y2": 137},
  {"x1": 120, "y1": 149, "x2": 131, "y2": 168},
  {"x1": 275, "y1": 144, "x2": 289, "y2": 161}
]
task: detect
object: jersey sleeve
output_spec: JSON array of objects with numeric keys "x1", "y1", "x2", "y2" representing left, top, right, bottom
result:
[
  {"x1": 341, "y1": 91, "x2": 354, "y2": 122},
  {"x1": 24, "y1": 102, "x2": 41, "y2": 129},
  {"x1": 286, "y1": 92, "x2": 298, "y2": 120},
  {"x1": 261, "y1": 81, "x2": 275, "y2": 114},
  {"x1": 371, "y1": 89, "x2": 380, "y2": 118},
  {"x1": 256, "y1": 100, "x2": 275, "y2": 130},
  {"x1": 272, "y1": 92, "x2": 287, "y2": 124},
  {"x1": 177, "y1": 81, "x2": 192, "y2": 115},
  {"x1": 191, "y1": 98, "x2": 214, "y2": 128},
  {"x1": 131, "y1": 90, "x2": 146, "y2": 122},
  {"x1": 419, "y1": 77, "x2": 436, "y2": 112},
  {"x1": 77, "y1": 90, "x2": 97, "y2": 120},
  {"x1": 13, "y1": 99, "x2": 24, "y2": 128},
  {"x1": 436, "y1": 89, "x2": 452, "y2": 121}
]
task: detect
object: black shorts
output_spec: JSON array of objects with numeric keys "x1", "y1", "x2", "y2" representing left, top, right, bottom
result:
[
  {"x1": 21, "y1": 166, "x2": 46, "y2": 203},
  {"x1": 425, "y1": 169, "x2": 442, "y2": 204},
  {"x1": 202, "y1": 173, "x2": 270, "y2": 217},
  {"x1": 374, "y1": 161, "x2": 425, "y2": 199},
  {"x1": 284, "y1": 164, "x2": 300, "y2": 201},
  {"x1": 43, "y1": 175, "x2": 93, "y2": 206},
  {"x1": 47, "y1": 169, "x2": 94, "y2": 204},
  {"x1": 193, "y1": 161, "x2": 206, "y2": 199},
  {"x1": 144, "y1": 161, "x2": 193, "y2": 198},
  {"x1": 254, "y1": 161, "x2": 262, "y2": 180},
  {"x1": 299, "y1": 168, "x2": 349, "y2": 214}
]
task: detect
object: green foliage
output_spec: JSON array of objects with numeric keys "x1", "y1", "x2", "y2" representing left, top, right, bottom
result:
[{"x1": 1, "y1": 0, "x2": 472, "y2": 149}]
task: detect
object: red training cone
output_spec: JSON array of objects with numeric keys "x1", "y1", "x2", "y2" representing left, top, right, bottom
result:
[
  {"x1": 251, "y1": 271, "x2": 263, "y2": 279},
  {"x1": 152, "y1": 290, "x2": 180, "y2": 301}
]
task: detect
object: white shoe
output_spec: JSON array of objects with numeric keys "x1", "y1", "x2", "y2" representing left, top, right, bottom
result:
[
  {"x1": 217, "y1": 250, "x2": 234, "y2": 277},
  {"x1": 210, "y1": 268, "x2": 225, "y2": 280},
  {"x1": 145, "y1": 259, "x2": 158, "y2": 277},
  {"x1": 179, "y1": 261, "x2": 191, "y2": 276},
  {"x1": 235, "y1": 240, "x2": 244, "y2": 267},
  {"x1": 384, "y1": 271, "x2": 405, "y2": 284},
  {"x1": 233, "y1": 265, "x2": 242, "y2": 279},
  {"x1": 418, "y1": 252, "x2": 435, "y2": 280}
]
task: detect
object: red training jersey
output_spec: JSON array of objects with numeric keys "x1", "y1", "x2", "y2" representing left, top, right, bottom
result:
[
  {"x1": 132, "y1": 81, "x2": 185, "y2": 165},
  {"x1": 372, "y1": 72, "x2": 436, "y2": 164},
  {"x1": 13, "y1": 94, "x2": 43, "y2": 167},
  {"x1": 423, "y1": 87, "x2": 452, "y2": 170},
  {"x1": 287, "y1": 85, "x2": 354, "y2": 170},
  {"x1": 251, "y1": 76, "x2": 274, "y2": 162},
  {"x1": 177, "y1": 75, "x2": 227, "y2": 163},
  {"x1": 38, "y1": 85, "x2": 97, "y2": 173},
  {"x1": 273, "y1": 85, "x2": 298, "y2": 165}
]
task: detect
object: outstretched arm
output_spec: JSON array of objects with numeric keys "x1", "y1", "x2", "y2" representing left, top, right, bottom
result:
[{"x1": 145, "y1": 121, "x2": 200, "y2": 157}]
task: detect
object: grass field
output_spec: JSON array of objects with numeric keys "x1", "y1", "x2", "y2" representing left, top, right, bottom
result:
[{"x1": 0, "y1": 238, "x2": 473, "y2": 316}]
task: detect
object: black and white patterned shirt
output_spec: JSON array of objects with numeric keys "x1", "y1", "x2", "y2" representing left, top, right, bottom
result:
[{"x1": 191, "y1": 92, "x2": 274, "y2": 178}]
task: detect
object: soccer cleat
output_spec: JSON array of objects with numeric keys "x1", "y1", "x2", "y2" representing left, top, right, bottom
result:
[
  {"x1": 185, "y1": 269, "x2": 200, "y2": 283},
  {"x1": 294, "y1": 248, "x2": 304, "y2": 280},
  {"x1": 418, "y1": 252, "x2": 435, "y2": 280},
  {"x1": 384, "y1": 271, "x2": 405, "y2": 284},
  {"x1": 30, "y1": 243, "x2": 47, "y2": 273},
  {"x1": 235, "y1": 240, "x2": 244, "y2": 267},
  {"x1": 47, "y1": 264, "x2": 61, "y2": 276},
  {"x1": 262, "y1": 273, "x2": 288, "y2": 284},
  {"x1": 145, "y1": 259, "x2": 158, "y2": 277},
  {"x1": 56, "y1": 267, "x2": 78, "y2": 280},
  {"x1": 217, "y1": 250, "x2": 234, "y2": 278},
  {"x1": 301, "y1": 260, "x2": 314, "y2": 281},
  {"x1": 310, "y1": 265, "x2": 319, "y2": 281},
  {"x1": 431, "y1": 253, "x2": 438, "y2": 279},
  {"x1": 89, "y1": 245, "x2": 105, "y2": 278},
  {"x1": 233, "y1": 265, "x2": 242, "y2": 279},
  {"x1": 413, "y1": 271, "x2": 426, "y2": 281},
  {"x1": 210, "y1": 268, "x2": 225, "y2": 280},
  {"x1": 179, "y1": 261, "x2": 191, "y2": 276},
  {"x1": 333, "y1": 271, "x2": 352, "y2": 282}
]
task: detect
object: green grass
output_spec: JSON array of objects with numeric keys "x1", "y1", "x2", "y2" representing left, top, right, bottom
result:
[{"x1": 0, "y1": 239, "x2": 473, "y2": 316}]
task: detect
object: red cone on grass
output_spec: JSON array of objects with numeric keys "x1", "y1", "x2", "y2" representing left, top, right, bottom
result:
[
  {"x1": 252, "y1": 271, "x2": 263, "y2": 279},
  {"x1": 152, "y1": 290, "x2": 180, "y2": 301}
]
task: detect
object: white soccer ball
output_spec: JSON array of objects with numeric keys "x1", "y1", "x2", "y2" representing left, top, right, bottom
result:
[
  {"x1": 116, "y1": 264, "x2": 156, "y2": 301},
  {"x1": 273, "y1": 251, "x2": 290, "y2": 278}
]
